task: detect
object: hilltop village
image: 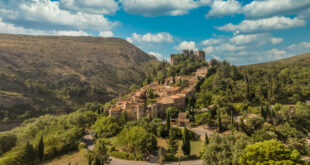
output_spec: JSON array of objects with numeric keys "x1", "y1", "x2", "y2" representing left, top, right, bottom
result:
[{"x1": 109, "y1": 50, "x2": 208, "y2": 123}]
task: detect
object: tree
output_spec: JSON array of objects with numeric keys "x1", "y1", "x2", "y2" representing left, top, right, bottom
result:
[
  {"x1": 24, "y1": 142, "x2": 35, "y2": 165},
  {"x1": 182, "y1": 126, "x2": 191, "y2": 155},
  {"x1": 117, "y1": 126, "x2": 157, "y2": 155},
  {"x1": 92, "y1": 116, "x2": 120, "y2": 138},
  {"x1": 239, "y1": 140, "x2": 302, "y2": 164},
  {"x1": 166, "y1": 113, "x2": 171, "y2": 135},
  {"x1": 167, "y1": 128, "x2": 179, "y2": 156},
  {"x1": 38, "y1": 136, "x2": 44, "y2": 162},
  {"x1": 205, "y1": 133, "x2": 209, "y2": 145},
  {"x1": 86, "y1": 139, "x2": 110, "y2": 165},
  {"x1": 217, "y1": 111, "x2": 223, "y2": 133},
  {"x1": 119, "y1": 111, "x2": 127, "y2": 127},
  {"x1": 0, "y1": 133, "x2": 17, "y2": 156}
]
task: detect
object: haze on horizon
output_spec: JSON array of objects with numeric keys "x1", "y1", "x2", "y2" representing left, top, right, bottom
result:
[{"x1": 0, "y1": 0, "x2": 310, "y2": 65}]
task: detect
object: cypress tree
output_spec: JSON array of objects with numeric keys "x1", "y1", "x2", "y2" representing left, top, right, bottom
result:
[
  {"x1": 24, "y1": 142, "x2": 35, "y2": 165},
  {"x1": 167, "y1": 128, "x2": 178, "y2": 155},
  {"x1": 182, "y1": 126, "x2": 190, "y2": 155},
  {"x1": 205, "y1": 133, "x2": 209, "y2": 145},
  {"x1": 38, "y1": 135, "x2": 44, "y2": 162},
  {"x1": 166, "y1": 113, "x2": 171, "y2": 136},
  {"x1": 230, "y1": 108, "x2": 234, "y2": 130},
  {"x1": 217, "y1": 111, "x2": 223, "y2": 133}
]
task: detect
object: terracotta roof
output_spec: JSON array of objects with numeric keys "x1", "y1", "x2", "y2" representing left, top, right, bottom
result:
[{"x1": 110, "y1": 107, "x2": 122, "y2": 112}]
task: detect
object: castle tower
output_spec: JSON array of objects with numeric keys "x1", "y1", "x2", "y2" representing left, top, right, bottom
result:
[{"x1": 195, "y1": 50, "x2": 206, "y2": 61}]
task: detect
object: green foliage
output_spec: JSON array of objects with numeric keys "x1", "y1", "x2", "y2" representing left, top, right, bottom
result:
[
  {"x1": 205, "y1": 133, "x2": 209, "y2": 145},
  {"x1": 194, "y1": 112, "x2": 213, "y2": 127},
  {"x1": 238, "y1": 139, "x2": 303, "y2": 165},
  {"x1": 0, "y1": 110, "x2": 94, "y2": 163},
  {"x1": 182, "y1": 126, "x2": 191, "y2": 155},
  {"x1": 166, "y1": 107, "x2": 180, "y2": 118},
  {"x1": 0, "y1": 133, "x2": 17, "y2": 156},
  {"x1": 202, "y1": 132, "x2": 252, "y2": 165},
  {"x1": 92, "y1": 116, "x2": 120, "y2": 138},
  {"x1": 195, "y1": 57, "x2": 310, "y2": 110},
  {"x1": 110, "y1": 151, "x2": 142, "y2": 161},
  {"x1": 166, "y1": 113, "x2": 171, "y2": 135},
  {"x1": 167, "y1": 128, "x2": 179, "y2": 156},
  {"x1": 38, "y1": 136, "x2": 44, "y2": 162},
  {"x1": 116, "y1": 126, "x2": 157, "y2": 155},
  {"x1": 85, "y1": 139, "x2": 110, "y2": 165}
]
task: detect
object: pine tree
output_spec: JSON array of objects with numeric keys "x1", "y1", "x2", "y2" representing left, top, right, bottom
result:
[
  {"x1": 182, "y1": 126, "x2": 191, "y2": 155},
  {"x1": 38, "y1": 135, "x2": 44, "y2": 162},
  {"x1": 166, "y1": 113, "x2": 171, "y2": 136},
  {"x1": 217, "y1": 111, "x2": 223, "y2": 133},
  {"x1": 204, "y1": 133, "x2": 209, "y2": 145}
]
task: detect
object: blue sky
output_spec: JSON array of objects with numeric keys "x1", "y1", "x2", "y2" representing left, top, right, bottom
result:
[{"x1": 0, "y1": 0, "x2": 310, "y2": 65}]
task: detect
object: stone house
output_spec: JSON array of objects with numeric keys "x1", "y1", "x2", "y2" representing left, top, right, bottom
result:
[{"x1": 177, "y1": 112, "x2": 190, "y2": 127}]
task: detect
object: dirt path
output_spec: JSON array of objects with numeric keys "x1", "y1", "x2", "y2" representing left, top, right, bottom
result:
[{"x1": 83, "y1": 132, "x2": 94, "y2": 150}]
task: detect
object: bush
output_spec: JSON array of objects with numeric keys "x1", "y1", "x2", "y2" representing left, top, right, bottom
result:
[
  {"x1": 92, "y1": 116, "x2": 120, "y2": 138},
  {"x1": 117, "y1": 126, "x2": 157, "y2": 155},
  {"x1": 78, "y1": 142, "x2": 86, "y2": 150},
  {"x1": 110, "y1": 151, "x2": 143, "y2": 161},
  {"x1": 0, "y1": 133, "x2": 17, "y2": 156}
]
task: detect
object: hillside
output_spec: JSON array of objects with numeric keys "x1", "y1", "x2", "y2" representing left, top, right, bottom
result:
[
  {"x1": 196, "y1": 52, "x2": 310, "y2": 109},
  {"x1": 248, "y1": 52, "x2": 310, "y2": 66},
  {"x1": 0, "y1": 34, "x2": 159, "y2": 123}
]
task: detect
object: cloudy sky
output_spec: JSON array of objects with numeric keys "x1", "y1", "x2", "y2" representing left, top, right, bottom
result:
[{"x1": 0, "y1": 0, "x2": 310, "y2": 65}]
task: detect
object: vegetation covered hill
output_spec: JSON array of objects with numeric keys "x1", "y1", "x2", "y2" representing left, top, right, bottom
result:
[
  {"x1": 196, "y1": 53, "x2": 310, "y2": 109},
  {"x1": 0, "y1": 34, "x2": 159, "y2": 123}
]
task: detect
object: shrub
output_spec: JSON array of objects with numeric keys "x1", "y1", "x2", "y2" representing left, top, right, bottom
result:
[{"x1": 110, "y1": 151, "x2": 143, "y2": 161}]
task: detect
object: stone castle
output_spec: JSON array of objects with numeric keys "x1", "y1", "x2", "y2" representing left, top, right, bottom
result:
[
  {"x1": 109, "y1": 50, "x2": 207, "y2": 121},
  {"x1": 170, "y1": 50, "x2": 206, "y2": 65}
]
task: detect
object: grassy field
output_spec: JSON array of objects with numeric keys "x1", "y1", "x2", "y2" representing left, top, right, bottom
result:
[
  {"x1": 44, "y1": 151, "x2": 87, "y2": 165},
  {"x1": 157, "y1": 138, "x2": 204, "y2": 157}
]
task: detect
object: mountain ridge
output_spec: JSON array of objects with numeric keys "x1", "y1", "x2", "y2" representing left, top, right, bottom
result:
[{"x1": 0, "y1": 33, "x2": 159, "y2": 122}]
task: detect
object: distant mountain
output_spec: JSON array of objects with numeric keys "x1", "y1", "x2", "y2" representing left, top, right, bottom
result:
[
  {"x1": 0, "y1": 34, "x2": 159, "y2": 123},
  {"x1": 247, "y1": 52, "x2": 310, "y2": 66}
]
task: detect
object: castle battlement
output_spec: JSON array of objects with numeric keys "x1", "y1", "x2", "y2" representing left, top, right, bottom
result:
[{"x1": 170, "y1": 50, "x2": 206, "y2": 65}]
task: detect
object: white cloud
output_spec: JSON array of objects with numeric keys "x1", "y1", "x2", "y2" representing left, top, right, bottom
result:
[
  {"x1": 0, "y1": 18, "x2": 48, "y2": 35},
  {"x1": 175, "y1": 41, "x2": 197, "y2": 51},
  {"x1": 266, "y1": 48, "x2": 289, "y2": 60},
  {"x1": 148, "y1": 52, "x2": 163, "y2": 59},
  {"x1": 99, "y1": 31, "x2": 114, "y2": 37},
  {"x1": 54, "y1": 30, "x2": 90, "y2": 36},
  {"x1": 0, "y1": 0, "x2": 118, "y2": 31},
  {"x1": 216, "y1": 43, "x2": 246, "y2": 52},
  {"x1": 230, "y1": 34, "x2": 263, "y2": 45},
  {"x1": 59, "y1": 0, "x2": 119, "y2": 15},
  {"x1": 206, "y1": 0, "x2": 241, "y2": 18},
  {"x1": 289, "y1": 42, "x2": 310, "y2": 50},
  {"x1": 127, "y1": 32, "x2": 173, "y2": 43},
  {"x1": 270, "y1": 37, "x2": 283, "y2": 45},
  {"x1": 0, "y1": 18, "x2": 92, "y2": 36},
  {"x1": 242, "y1": 0, "x2": 310, "y2": 18},
  {"x1": 203, "y1": 46, "x2": 214, "y2": 54},
  {"x1": 229, "y1": 34, "x2": 283, "y2": 46},
  {"x1": 119, "y1": 0, "x2": 200, "y2": 17},
  {"x1": 201, "y1": 38, "x2": 225, "y2": 46},
  {"x1": 217, "y1": 16, "x2": 306, "y2": 34}
]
